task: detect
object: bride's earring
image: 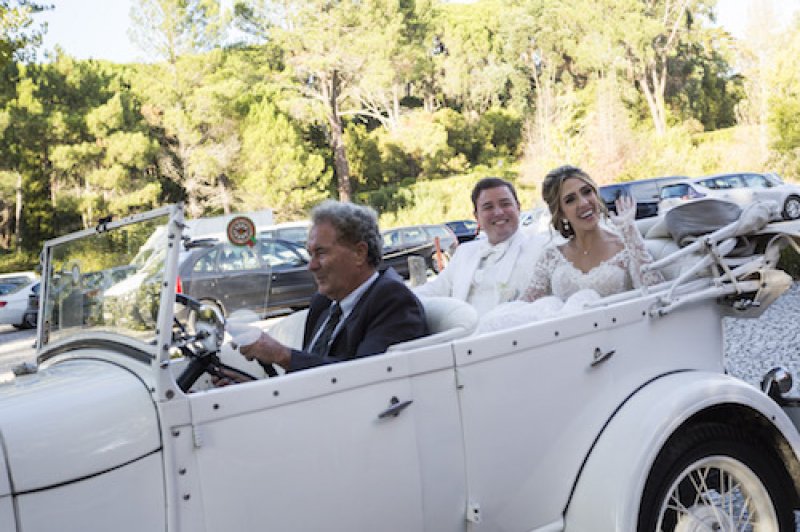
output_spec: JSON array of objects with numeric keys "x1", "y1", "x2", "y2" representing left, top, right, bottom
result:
[{"x1": 562, "y1": 218, "x2": 570, "y2": 232}]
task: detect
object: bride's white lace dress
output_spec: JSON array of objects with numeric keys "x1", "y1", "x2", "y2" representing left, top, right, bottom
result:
[{"x1": 477, "y1": 221, "x2": 664, "y2": 334}]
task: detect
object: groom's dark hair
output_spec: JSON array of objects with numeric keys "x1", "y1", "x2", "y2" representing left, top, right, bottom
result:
[{"x1": 471, "y1": 177, "x2": 520, "y2": 210}]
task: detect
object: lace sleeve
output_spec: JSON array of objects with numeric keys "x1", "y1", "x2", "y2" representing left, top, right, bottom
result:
[
  {"x1": 520, "y1": 247, "x2": 556, "y2": 301},
  {"x1": 614, "y1": 219, "x2": 665, "y2": 288}
]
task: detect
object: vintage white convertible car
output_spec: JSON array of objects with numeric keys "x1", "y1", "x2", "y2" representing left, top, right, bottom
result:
[{"x1": 2, "y1": 202, "x2": 800, "y2": 532}]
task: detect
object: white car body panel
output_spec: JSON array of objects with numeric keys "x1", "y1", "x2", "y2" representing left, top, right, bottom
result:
[
  {"x1": 452, "y1": 295, "x2": 722, "y2": 529},
  {"x1": 0, "y1": 357, "x2": 159, "y2": 492},
  {"x1": 565, "y1": 371, "x2": 800, "y2": 530},
  {"x1": 0, "y1": 497, "x2": 14, "y2": 531},
  {"x1": 15, "y1": 452, "x2": 165, "y2": 532},
  {"x1": 4, "y1": 204, "x2": 800, "y2": 531},
  {"x1": 179, "y1": 342, "x2": 467, "y2": 532}
]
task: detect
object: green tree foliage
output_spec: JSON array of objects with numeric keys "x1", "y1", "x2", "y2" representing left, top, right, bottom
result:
[
  {"x1": 768, "y1": 18, "x2": 800, "y2": 176},
  {"x1": 0, "y1": 0, "x2": 48, "y2": 68},
  {"x1": 129, "y1": 0, "x2": 227, "y2": 64},
  {"x1": 236, "y1": 95, "x2": 330, "y2": 220},
  {"x1": 2, "y1": 0, "x2": 796, "y2": 264}
]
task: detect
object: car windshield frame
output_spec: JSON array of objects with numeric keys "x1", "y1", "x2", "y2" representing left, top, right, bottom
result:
[{"x1": 37, "y1": 205, "x2": 183, "y2": 373}]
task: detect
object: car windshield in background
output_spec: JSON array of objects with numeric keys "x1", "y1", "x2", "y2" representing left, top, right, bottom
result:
[
  {"x1": 42, "y1": 213, "x2": 170, "y2": 348},
  {"x1": 445, "y1": 220, "x2": 478, "y2": 243}
]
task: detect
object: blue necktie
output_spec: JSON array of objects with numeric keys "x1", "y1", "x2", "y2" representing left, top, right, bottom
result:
[{"x1": 310, "y1": 304, "x2": 342, "y2": 356}]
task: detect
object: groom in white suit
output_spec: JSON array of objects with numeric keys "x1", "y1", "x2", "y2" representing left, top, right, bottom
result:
[{"x1": 415, "y1": 177, "x2": 544, "y2": 315}]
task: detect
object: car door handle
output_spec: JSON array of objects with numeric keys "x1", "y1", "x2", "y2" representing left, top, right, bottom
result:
[
  {"x1": 590, "y1": 347, "x2": 615, "y2": 367},
  {"x1": 378, "y1": 397, "x2": 413, "y2": 419}
]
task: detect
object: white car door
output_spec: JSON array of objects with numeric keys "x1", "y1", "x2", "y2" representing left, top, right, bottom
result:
[
  {"x1": 180, "y1": 343, "x2": 466, "y2": 532},
  {"x1": 452, "y1": 297, "x2": 724, "y2": 530}
]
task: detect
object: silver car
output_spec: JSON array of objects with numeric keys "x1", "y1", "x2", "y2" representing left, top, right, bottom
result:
[{"x1": 659, "y1": 172, "x2": 800, "y2": 220}]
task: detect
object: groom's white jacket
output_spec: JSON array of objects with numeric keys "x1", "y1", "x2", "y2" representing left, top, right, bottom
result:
[{"x1": 414, "y1": 229, "x2": 546, "y2": 314}]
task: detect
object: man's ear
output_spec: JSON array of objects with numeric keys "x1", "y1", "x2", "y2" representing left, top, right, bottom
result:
[{"x1": 353, "y1": 241, "x2": 369, "y2": 263}]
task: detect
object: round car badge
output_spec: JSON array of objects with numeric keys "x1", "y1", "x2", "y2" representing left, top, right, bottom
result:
[{"x1": 227, "y1": 216, "x2": 257, "y2": 247}]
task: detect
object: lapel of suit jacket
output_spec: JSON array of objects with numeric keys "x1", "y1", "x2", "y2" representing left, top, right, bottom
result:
[
  {"x1": 303, "y1": 295, "x2": 332, "y2": 350},
  {"x1": 327, "y1": 269, "x2": 386, "y2": 355},
  {"x1": 494, "y1": 231, "x2": 525, "y2": 286},
  {"x1": 452, "y1": 244, "x2": 483, "y2": 301}
]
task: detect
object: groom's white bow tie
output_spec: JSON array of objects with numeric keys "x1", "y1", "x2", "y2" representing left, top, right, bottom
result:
[{"x1": 480, "y1": 239, "x2": 510, "y2": 261}]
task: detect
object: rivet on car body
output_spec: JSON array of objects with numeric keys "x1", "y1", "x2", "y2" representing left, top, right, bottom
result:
[
  {"x1": 179, "y1": 468, "x2": 186, "y2": 475},
  {"x1": 183, "y1": 494, "x2": 191, "y2": 501},
  {"x1": 331, "y1": 377, "x2": 337, "y2": 384},
  {"x1": 273, "y1": 390, "x2": 279, "y2": 397},
  {"x1": 213, "y1": 403, "x2": 220, "y2": 410},
  {"x1": 386, "y1": 366, "x2": 393, "y2": 372},
  {"x1": 172, "y1": 429, "x2": 180, "y2": 437},
  {"x1": 165, "y1": 389, "x2": 175, "y2": 399}
]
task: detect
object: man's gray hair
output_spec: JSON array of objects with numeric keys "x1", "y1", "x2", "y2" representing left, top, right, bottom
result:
[{"x1": 311, "y1": 200, "x2": 383, "y2": 267}]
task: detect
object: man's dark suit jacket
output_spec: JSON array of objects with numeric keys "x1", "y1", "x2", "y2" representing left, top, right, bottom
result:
[{"x1": 288, "y1": 268, "x2": 428, "y2": 371}]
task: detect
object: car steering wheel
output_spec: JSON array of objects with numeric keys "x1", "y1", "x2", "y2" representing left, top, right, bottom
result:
[{"x1": 174, "y1": 293, "x2": 264, "y2": 391}]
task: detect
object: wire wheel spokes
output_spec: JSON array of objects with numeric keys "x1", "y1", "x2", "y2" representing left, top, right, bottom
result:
[{"x1": 656, "y1": 456, "x2": 778, "y2": 532}]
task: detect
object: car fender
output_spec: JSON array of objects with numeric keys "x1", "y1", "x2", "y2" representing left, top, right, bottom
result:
[
  {"x1": 0, "y1": 357, "x2": 160, "y2": 493},
  {"x1": 564, "y1": 370, "x2": 800, "y2": 531}
]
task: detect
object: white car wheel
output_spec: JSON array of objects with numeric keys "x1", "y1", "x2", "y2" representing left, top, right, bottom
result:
[
  {"x1": 782, "y1": 195, "x2": 800, "y2": 220},
  {"x1": 638, "y1": 423, "x2": 795, "y2": 531}
]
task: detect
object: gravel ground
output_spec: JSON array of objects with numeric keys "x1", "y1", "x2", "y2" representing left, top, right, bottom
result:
[
  {"x1": 724, "y1": 281, "x2": 800, "y2": 390},
  {"x1": 723, "y1": 282, "x2": 800, "y2": 529}
]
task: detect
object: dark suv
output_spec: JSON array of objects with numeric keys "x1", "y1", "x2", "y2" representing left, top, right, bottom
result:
[
  {"x1": 381, "y1": 224, "x2": 459, "y2": 278},
  {"x1": 599, "y1": 176, "x2": 688, "y2": 219}
]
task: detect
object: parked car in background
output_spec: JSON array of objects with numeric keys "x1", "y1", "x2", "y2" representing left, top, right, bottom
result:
[
  {"x1": 22, "y1": 281, "x2": 39, "y2": 329},
  {"x1": 178, "y1": 237, "x2": 316, "y2": 318},
  {"x1": 445, "y1": 219, "x2": 479, "y2": 243},
  {"x1": 0, "y1": 272, "x2": 37, "y2": 329},
  {"x1": 659, "y1": 172, "x2": 800, "y2": 220},
  {"x1": 599, "y1": 176, "x2": 688, "y2": 219},
  {"x1": 381, "y1": 224, "x2": 459, "y2": 278},
  {"x1": 258, "y1": 221, "x2": 312, "y2": 246}
]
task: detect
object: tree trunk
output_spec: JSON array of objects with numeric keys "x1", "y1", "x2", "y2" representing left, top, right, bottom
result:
[
  {"x1": 326, "y1": 70, "x2": 352, "y2": 202},
  {"x1": 15, "y1": 173, "x2": 22, "y2": 248},
  {"x1": 218, "y1": 173, "x2": 232, "y2": 215},
  {"x1": 638, "y1": 72, "x2": 667, "y2": 136}
]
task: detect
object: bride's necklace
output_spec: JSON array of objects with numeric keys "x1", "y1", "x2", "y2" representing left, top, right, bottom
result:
[{"x1": 574, "y1": 241, "x2": 591, "y2": 256}]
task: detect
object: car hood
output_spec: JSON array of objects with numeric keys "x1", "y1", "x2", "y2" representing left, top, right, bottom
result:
[{"x1": 0, "y1": 359, "x2": 160, "y2": 495}]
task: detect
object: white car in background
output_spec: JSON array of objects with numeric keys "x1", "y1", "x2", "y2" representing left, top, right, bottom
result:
[
  {"x1": 659, "y1": 172, "x2": 800, "y2": 220},
  {"x1": 0, "y1": 272, "x2": 37, "y2": 329}
]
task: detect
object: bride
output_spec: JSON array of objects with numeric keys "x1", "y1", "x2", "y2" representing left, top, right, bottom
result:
[{"x1": 478, "y1": 165, "x2": 665, "y2": 333}]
